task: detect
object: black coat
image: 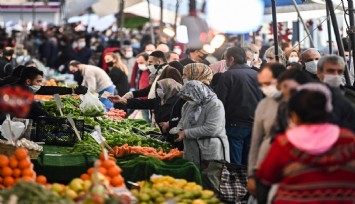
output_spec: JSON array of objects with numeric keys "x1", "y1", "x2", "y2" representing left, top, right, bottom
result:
[
  {"x1": 0, "y1": 57, "x2": 13, "y2": 79},
  {"x1": 108, "y1": 67, "x2": 130, "y2": 96},
  {"x1": 216, "y1": 64, "x2": 263, "y2": 128}
]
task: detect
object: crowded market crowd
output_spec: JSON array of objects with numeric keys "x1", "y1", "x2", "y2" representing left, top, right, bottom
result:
[{"x1": 0, "y1": 21, "x2": 355, "y2": 204}]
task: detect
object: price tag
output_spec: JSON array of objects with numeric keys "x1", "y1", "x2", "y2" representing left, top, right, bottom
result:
[
  {"x1": 53, "y1": 94, "x2": 64, "y2": 116},
  {"x1": 67, "y1": 114, "x2": 82, "y2": 141},
  {"x1": 90, "y1": 131, "x2": 106, "y2": 144}
]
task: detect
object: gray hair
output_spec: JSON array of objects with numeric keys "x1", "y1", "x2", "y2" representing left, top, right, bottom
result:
[
  {"x1": 317, "y1": 55, "x2": 345, "y2": 72},
  {"x1": 264, "y1": 46, "x2": 286, "y2": 65},
  {"x1": 242, "y1": 47, "x2": 254, "y2": 55}
]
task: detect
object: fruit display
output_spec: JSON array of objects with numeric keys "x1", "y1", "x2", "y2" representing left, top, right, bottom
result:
[
  {"x1": 0, "y1": 181, "x2": 75, "y2": 204},
  {"x1": 110, "y1": 144, "x2": 183, "y2": 160},
  {"x1": 0, "y1": 138, "x2": 43, "y2": 151},
  {"x1": 80, "y1": 153, "x2": 125, "y2": 188},
  {"x1": 0, "y1": 148, "x2": 47, "y2": 188},
  {"x1": 131, "y1": 176, "x2": 222, "y2": 204}
]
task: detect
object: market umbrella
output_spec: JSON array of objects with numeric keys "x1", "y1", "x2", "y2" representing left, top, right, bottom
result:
[{"x1": 64, "y1": 0, "x2": 98, "y2": 18}]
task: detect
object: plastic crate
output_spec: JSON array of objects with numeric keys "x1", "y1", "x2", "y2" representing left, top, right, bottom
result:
[{"x1": 32, "y1": 116, "x2": 84, "y2": 146}]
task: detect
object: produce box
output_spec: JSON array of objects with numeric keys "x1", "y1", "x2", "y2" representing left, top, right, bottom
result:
[{"x1": 31, "y1": 116, "x2": 84, "y2": 146}]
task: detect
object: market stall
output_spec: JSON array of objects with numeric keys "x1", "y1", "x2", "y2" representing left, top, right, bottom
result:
[{"x1": 0, "y1": 83, "x2": 221, "y2": 204}]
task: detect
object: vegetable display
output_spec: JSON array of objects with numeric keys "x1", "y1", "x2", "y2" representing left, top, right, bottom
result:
[
  {"x1": 110, "y1": 144, "x2": 183, "y2": 160},
  {"x1": 105, "y1": 108, "x2": 126, "y2": 121}
]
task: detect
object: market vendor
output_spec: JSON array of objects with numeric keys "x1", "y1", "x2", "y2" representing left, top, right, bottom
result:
[
  {"x1": 0, "y1": 65, "x2": 88, "y2": 95},
  {"x1": 69, "y1": 60, "x2": 115, "y2": 110}
]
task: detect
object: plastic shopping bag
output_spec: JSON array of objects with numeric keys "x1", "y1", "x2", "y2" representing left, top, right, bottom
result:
[
  {"x1": 80, "y1": 92, "x2": 106, "y2": 116},
  {"x1": 0, "y1": 114, "x2": 26, "y2": 144}
]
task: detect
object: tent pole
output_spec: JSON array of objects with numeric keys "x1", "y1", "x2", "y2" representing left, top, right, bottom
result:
[
  {"x1": 147, "y1": 0, "x2": 155, "y2": 45},
  {"x1": 160, "y1": 0, "x2": 163, "y2": 33},
  {"x1": 119, "y1": 0, "x2": 125, "y2": 48},
  {"x1": 326, "y1": 4, "x2": 332, "y2": 54},
  {"x1": 347, "y1": 0, "x2": 355, "y2": 85},
  {"x1": 325, "y1": 0, "x2": 351, "y2": 85},
  {"x1": 271, "y1": 0, "x2": 279, "y2": 62},
  {"x1": 291, "y1": 0, "x2": 315, "y2": 48}
]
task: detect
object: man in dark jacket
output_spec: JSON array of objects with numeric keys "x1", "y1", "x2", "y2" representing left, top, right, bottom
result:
[
  {"x1": 179, "y1": 48, "x2": 210, "y2": 66},
  {"x1": 216, "y1": 46, "x2": 263, "y2": 165},
  {"x1": 0, "y1": 47, "x2": 15, "y2": 79}
]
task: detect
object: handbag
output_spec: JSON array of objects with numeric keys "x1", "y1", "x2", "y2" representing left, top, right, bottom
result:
[{"x1": 196, "y1": 137, "x2": 248, "y2": 204}]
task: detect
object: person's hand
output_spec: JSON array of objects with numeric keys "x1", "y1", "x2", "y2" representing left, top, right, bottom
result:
[
  {"x1": 122, "y1": 92, "x2": 133, "y2": 99},
  {"x1": 74, "y1": 86, "x2": 88, "y2": 94},
  {"x1": 247, "y1": 178, "x2": 257, "y2": 196},
  {"x1": 108, "y1": 95, "x2": 127, "y2": 104},
  {"x1": 175, "y1": 131, "x2": 185, "y2": 142},
  {"x1": 252, "y1": 58, "x2": 262, "y2": 67},
  {"x1": 159, "y1": 122, "x2": 169, "y2": 133}
]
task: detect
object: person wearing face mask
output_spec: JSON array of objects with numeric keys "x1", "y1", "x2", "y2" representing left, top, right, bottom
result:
[
  {"x1": 109, "y1": 78, "x2": 183, "y2": 148},
  {"x1": 264, "y1": 46, "x2": 286, "y2": 65},
  {"x1": 215, "y1": 47, "x2": 263, "y2": 165},
  {"x1": 70, "y1": 37, "x2": 92, "y2": 85},
  {"x1": 300, "y1": 48, "x2": 321, "y2": 80},
  {"x1": 0, "y1": 47, "x2": 15, "y2": 79},
  {"x1": 173, "y1": 45, "x2": 183, "y2": 57},
  {"x1": 69, "y1": 60, "x2": 114, "y2": 110},
  {"x1": 316, "y1": 55, "x2": 355, "y2": 104},
  {"x1": 247, "y1": 63, "x2": 286, "y2": 199},
  {"x1": 243, "y1": 47, "x2": 261, "y2": 72},
  {"x1": 179, "y1": 48, "x2": 210, "y2": 66},
  {"x1": 174, "y1": 80, "x2": 230, "y2": 167},
  {"x1": 104, "y1": 53, "x2": 129, "y2": 107},
  {"x1": 144, "y1": 43, "x2": 156, "y2": 55},
  {"x1": 120, "y1": 45, "x2": 136, "y2": 83},
  {"x1": 285, "y1": 49, "x2": 300, "y2": 65}
]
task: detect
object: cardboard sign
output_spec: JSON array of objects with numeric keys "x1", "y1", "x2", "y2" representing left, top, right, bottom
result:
[
  {"x1": 67, "y1": 114, "x2": 82, "y2": 141},
  {"x1": 53, "y1": 94, "x2": 64, "y2": 116}
]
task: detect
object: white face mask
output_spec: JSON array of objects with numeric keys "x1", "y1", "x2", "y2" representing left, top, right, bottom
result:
[
  {"x1": 78, "y1": 42, "x2": 86, "y2": 49},
  {"x1": 246, "y1": 60, "x2": 252, "y2": 67},
  {"x1": 72, "y1": 42, "x2": 78, "y2": 49},
  {"x1": 146, "y1": 51, "x2": 153, "y2": 55},
  {"x1": 261, "y1": 85, "x2": 280, "y2": 98},
  {"x1": 156, "y1": 88, "x2": 165, "y2": 99},
  {"x1": 305, "y1": 60, "x2": 318, "y2": 74},
  {"x1": 323, "y1": 74, "x2": 343, "y2": 87},
  {"x1": 148, "y1": 64, "x2": 157, "y2": 74},
  {"x1": 288, "y1": 57, "x2": 299, "y2": 63},
  {"x1": 253, "y1": 53, "x2": 259, "y2": 61},
  {"x1": 173, "y1": 48, "x2": 182, "y2": 55},
  {"x1": 125, "y1": 51, "x2": 133, "y2": 58},
  {"x1": 29, "y1": 85, "x2": 41, "y2": 93},
  {"x1": 138, "y1": 64, "x2": 148, "y2": 71}
]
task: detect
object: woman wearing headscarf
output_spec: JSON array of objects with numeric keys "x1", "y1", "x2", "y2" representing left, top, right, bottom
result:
[
  {"x1": 256, "y1": 84, "x2": 355, "y2": 204},
  {"x1": 109, "y1": 78, "x2": 183, "y2": 146},
  {"x1": 174, "y1": 80, "x2": 230, "y2": 167},
  {"x1": 183, "y1": 63, "x2": 213, "y2": 86}
]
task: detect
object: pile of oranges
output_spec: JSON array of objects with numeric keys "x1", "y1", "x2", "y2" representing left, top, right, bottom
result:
[
  {"x1": 0, "y1": 148, "x2": 47, "y2": 188},
  {"x1": 80, "y1": 153, "x2": 124, "y2": 188}
]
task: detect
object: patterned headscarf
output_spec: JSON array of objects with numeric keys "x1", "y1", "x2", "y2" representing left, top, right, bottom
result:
[
  {"x1": 183, "y1": 63, "x2": 213, "y2": 85},
  {"x1": 156, "y1": 78, "x2": 182, "y2": 105},
  {"x1": 179, "y1": 80, "x2": 217, "y2": 125}
]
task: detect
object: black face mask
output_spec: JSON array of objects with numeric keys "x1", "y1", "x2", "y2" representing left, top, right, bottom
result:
[
  {"x1": 106, "y1": 61, "x2": 114, "y2": 67},
  {"x1": 3, "y1": 49, "x2": 14, "y2": 57}
]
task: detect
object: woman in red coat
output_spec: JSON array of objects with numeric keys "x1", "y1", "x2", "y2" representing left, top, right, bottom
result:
[{"x1": 257, "y1": 83, "x2": 355, "y2": 204}]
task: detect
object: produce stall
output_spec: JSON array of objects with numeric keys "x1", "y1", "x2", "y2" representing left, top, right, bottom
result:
[{"x1": 0, "y1": 84, "x2": 225, "y2": 204}]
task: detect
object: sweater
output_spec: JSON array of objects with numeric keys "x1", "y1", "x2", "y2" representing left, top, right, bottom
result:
[
  {"x1": 81, "y1": 65, "x2": 113, "y2": 93},
  {"x1": 257, "y1": 128, "x2": 355, "y2": 204}
]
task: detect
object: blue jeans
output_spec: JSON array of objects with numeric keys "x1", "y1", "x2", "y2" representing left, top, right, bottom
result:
[
  {"x1": 226, "y1": 127, "x2": 252, "y2": 165},
  {"x1": 98, "y1": 85, "x2": 115, "y2": 111}
]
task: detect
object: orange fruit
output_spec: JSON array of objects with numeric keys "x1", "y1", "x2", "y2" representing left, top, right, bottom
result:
[
  {"x1": 9, "y1": 156, "x2": 18, "y2": 169},
  {"x1": 14, "y1": 148, "x2": 28, "y2": 161},
  {"x1": 0, "y1": 184, "x2": 4, "y2": 189},
  {"x1": 98, "y1": 167, "x2": 107, "y2": 175},
  {"x1": 103, "y1": 160, "x2": 115, "y2": 169},
  {"x1": 108, "y1": 157, "x2": 117, "y2": 163},
  {"x1": 12, "y1": 168, "x2": 21, "y2": 178},
  {"x1": 21, "y1": 176, "x2": 34, "y2": 182},
  {"x1": 107, "y1": 166, "x2": 120, "y2": 177},
  {"x1": 36, "y1": 175, "x2": 47, "y2": 184},
  {"x1": 22, "y1": 168, "x2": 34, "y2": 177},
  {"x1": 87, "y1": 167, "x2": 95, "y2": 175},
  {"x1": 99, "y1": 152, "x2": 106, "y2": 161},
  {"x1": 105, "y1": 176, "x2": 112, "y2": 184},
  {"x1": 3, "y1": 177, "x2": 14, "y2": 187},
  {"x1": 111, "y1": 175, "x2": 124, "y2": 187},
  {"x1": 80, "y1": 173, "x2": 90, "y2": 180},
  {"x1": 0, "y1": 177, "x2": 3, "y2": 184},
  {"x1": 1, "y1": 166, "x2": 13, "y2": 177},
  {"x1": 18, "y1": 159, "x2": 31, "y2": 170},
  {"x1": 0, "y1": 155, "x2": 9, "y2": 167}
]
